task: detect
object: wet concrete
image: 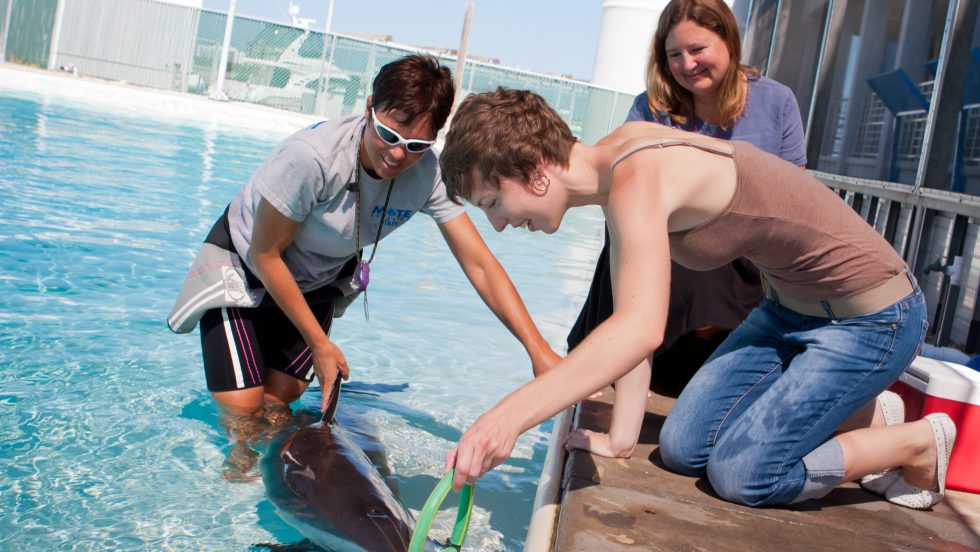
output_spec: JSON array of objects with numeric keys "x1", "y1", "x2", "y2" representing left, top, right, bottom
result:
[{"x1": 554, "y1": 387, "x2": 980, "y2": 551}]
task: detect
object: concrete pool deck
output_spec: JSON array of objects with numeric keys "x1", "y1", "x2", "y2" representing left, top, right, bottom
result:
[
  {"x1": 553, "y1": 386, "x2": 980, "y2": 551},
  {"x1": 0, "y1": 62, "x2": 320, "y2": 137}
]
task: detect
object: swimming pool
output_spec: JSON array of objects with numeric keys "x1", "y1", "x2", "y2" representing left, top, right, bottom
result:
[{"x1": 0, "y1": 83, "x2": 603, "y2": 550}]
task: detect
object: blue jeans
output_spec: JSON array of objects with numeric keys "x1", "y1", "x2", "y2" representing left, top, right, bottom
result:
[{"x1": 659, "y1": 287, "x2": 927, "y2": 507}]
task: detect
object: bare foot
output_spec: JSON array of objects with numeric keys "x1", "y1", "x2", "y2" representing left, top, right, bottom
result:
[
  {"x1": 222, "y1": 442, "x2": 259, "y2": 483},
  {"x1": 901, "y1": 419, "x2": 939, "y2": 491}
]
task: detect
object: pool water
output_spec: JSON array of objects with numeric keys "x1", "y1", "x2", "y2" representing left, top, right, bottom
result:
[{"x1": 0, "y1": 87, "x2": 603, "y2": 550}]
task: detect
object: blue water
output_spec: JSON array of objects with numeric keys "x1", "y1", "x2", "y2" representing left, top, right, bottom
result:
[{"x1": 0, "y1": 86, "x2": 603, "y2": 550}]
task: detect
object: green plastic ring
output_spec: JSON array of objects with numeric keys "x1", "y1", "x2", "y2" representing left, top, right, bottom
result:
[{"x1": 408, "y1": 470, "x2": 475, "y2": 552}]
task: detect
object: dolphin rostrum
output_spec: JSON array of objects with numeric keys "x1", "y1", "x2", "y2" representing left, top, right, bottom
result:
[{"x1": 259, "y1": 382, "x2": 417, "y2": 552}]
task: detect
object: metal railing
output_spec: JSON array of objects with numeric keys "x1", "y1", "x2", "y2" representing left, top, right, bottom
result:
[{"x1": 813, "y1": 170, "x2": 980, "y2": 350}]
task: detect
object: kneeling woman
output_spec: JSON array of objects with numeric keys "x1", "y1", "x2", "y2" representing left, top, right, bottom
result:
[{"x1": 439, "y1": 88, "x2": 955, "y2": 509}]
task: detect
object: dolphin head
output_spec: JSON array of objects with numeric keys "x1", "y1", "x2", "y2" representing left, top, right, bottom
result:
[{"x1": 272, "y1": 422, "x2": 415, "y2": 552}]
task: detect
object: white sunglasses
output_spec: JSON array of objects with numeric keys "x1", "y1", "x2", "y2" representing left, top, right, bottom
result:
[{"x1": 371, "y1": 107, "x2": 436, "y2": 153}]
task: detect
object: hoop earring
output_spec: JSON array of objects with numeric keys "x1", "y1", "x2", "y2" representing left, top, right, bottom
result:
[{"x1": 531, "y1": 171, "x2": 550, "y2": 195}]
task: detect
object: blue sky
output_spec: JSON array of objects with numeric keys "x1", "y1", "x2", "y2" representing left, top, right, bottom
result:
[{"x1": 200, "y1": 0, "x2": 605, "y2": 81}]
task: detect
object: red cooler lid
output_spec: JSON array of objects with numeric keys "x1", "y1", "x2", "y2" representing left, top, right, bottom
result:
[{"x1": 903, "y1": 357, "x2": 980, "y2": 406}]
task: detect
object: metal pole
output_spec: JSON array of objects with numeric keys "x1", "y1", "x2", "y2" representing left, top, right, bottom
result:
[
  {"x1": 804, "y1": 0, "x2": 836, "y2": 149},
  {"x1": 606, "y1": 92, "x2": 620, "y2": 134},
  {"x1": 317, "y1": 0, "x2": 336, "y2": 116},
  {"x1": 764, "y1": 0, "x2": 784, "y2": 74},
  {"x1": 182, "y1": 6, "x2": 203, "y2": 93},
  {"x1": 211, "y1": 0, "x2": 237, "y2": 101},
  {"x1": 1, "y1": 0, "x2": 16, "y2": 62},
  {"x1": 905, "y1": 0, "x2": 960, "y2": 272},
  {"x1": 46, "y1": 0, "x2": 66, "y2": 71},
  {"x1": 452, "y1": 1, "x2": 473, "y2": 110},
  {"x1": 324, "y1": 0, "x2": 335, "y2": 35},
  {"x1": 742, "y1": 0, "x2": 755, "y2": 37}
]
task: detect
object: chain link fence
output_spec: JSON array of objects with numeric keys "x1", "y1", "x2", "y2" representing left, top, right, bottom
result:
[{"x1": 2, "y1": 0, "x2": 634, "y2": 144}]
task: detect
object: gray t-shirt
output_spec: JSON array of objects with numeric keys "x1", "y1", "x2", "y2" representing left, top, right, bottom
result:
[{"x1": 228, "y1": 114, "x2": 464, "y2": 292}]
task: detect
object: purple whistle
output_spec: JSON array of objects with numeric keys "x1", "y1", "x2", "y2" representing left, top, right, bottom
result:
[{"x1": 352, "y1": 261, "x2": 370, "y2": 292}]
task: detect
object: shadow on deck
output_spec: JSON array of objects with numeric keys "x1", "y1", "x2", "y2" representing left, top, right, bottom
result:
[{"x1": 554, "y1": 387, "x2": 980, "y2": 551}]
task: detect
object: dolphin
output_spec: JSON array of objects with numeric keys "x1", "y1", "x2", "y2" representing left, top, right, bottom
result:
[{"x1": 259, "y1": 382, "x2": 418, "y2": 552}]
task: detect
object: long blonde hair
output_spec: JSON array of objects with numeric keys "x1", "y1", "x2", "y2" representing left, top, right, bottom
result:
[{"x1": 646, "y1": 0, "x2": 759, "y2": 129}]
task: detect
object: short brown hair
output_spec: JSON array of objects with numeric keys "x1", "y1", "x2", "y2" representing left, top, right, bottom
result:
[
  {"x1": 372, "y1": 55, "x2": 455, "y2": 135},
  {"x1": 646, "y1": 0, "x2": 759, "y2": 129},
  {"x1": 440, "y1": 88, "x2": 577, "y2": 204}
]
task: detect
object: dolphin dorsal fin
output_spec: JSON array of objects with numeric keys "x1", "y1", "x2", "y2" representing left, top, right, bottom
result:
[{"x1": 322, "y1": 378, "x2": 342, "y2": 425}]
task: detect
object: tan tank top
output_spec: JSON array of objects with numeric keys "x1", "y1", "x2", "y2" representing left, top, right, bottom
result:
[{"x1": 610, "y1": 137, "x2": 907, "y2": 302}]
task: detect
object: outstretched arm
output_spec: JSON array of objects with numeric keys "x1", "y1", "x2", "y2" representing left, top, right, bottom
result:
[
  {"x1": 250, "y1": 198, "x2": 349, "y2": 413},
  {"x1": 564, "y1": 358, "x2": 651, "y2": 457},
  {"x1": 564, "y1": 209, "x2": 654, "y2": 458},
  {"x1": 438, "y1": 213, "x2": 561, "y2": 376},
  {"x1": 447, "y1": 162, "x2": 673, "y2": 489}
]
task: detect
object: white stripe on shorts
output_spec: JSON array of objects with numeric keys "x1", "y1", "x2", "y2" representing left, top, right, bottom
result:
[{"x1": 220, "y1": 307, "x2": 245, "y2": 389}]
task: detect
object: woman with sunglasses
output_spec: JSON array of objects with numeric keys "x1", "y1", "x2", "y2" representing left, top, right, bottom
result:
[{"x1": 169, "y1": 55, "x2": 559, "y2": 480}]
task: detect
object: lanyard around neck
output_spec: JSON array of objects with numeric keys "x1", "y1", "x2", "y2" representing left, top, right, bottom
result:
[
  {"x1": 351, "y1": 169, "x2": 393, "y2": 322},
  {"x1": 353, "y1": 163, "x2": 395, "y2": 266}
]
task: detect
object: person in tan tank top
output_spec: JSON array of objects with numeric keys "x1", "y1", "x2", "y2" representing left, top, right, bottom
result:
[{"x1": 437, "y1": 88, "x2": 954, "y2": 511}]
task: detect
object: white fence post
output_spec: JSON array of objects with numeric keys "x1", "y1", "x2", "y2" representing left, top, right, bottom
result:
[
  {"x1": 452, "y1": 1, "x2": 473, "y2": 110},
  {"x1": 210, "y1": 0, "x2": 236, "y2": 101},
  {"x1": 46, "y1": 0, "x2": 66, "y2": 70},
  {"x1": 1, "y1": 0, "x2": 15, "y2": 62}
]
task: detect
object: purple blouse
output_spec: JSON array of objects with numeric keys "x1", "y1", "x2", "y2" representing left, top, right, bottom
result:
[{"x1": 626, "y1": 75, "x2": 807, "y2": 166}]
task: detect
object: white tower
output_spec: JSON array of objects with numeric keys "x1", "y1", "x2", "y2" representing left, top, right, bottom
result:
[{"x1": 591, "y1": 0, "x2": 668, "y2": 93}]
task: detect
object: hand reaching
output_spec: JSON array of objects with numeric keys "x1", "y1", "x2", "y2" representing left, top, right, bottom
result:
[
  {"x1": 311, "y1": 340, "x2": 350, "y2": 414},
  {"x1": 563, "y1": 428, "x2": 633, "y2": 458},
  {"x1": 446, "y1": 409, "x2": 520, "y2": 490}
]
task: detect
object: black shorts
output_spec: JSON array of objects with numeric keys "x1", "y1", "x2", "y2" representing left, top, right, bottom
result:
[
  {"x1": 196, "y1": 208, "x2": 357, "y2": 392},
  {"x1": 199, "y1": 301, "x2": 335, "y2": 392}
]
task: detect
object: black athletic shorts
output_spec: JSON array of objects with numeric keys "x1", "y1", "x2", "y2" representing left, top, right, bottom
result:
[
  {"x1": 197, "y1": 208, "x2": 355, "y2": 392},
  {"x1": 199, "y1": 302, "x2": 335, "y2": 392}
]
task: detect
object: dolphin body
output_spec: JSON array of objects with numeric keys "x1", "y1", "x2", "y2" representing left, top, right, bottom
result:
[{"x1": 259, "y1": 384, "x2": 417, "y2": 552}]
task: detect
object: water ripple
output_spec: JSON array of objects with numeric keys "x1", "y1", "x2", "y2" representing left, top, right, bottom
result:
[{"x1": 0, "y1": 88, "x2": 603, "y2": 551}]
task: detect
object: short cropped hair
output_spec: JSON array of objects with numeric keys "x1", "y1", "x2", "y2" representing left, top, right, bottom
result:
[
  {"x1": 372, "y1": 55, "x2": 455, "y2": 135},
  {"x1": 647, "y1": 0, "x2": 759, "y2": 129},
  {"x1": 441, "y1": 88, "x2": 577, "y2": 204}
]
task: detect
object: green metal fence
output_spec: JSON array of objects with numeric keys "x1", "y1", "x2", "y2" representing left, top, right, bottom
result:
[
  {"x1": 4, "y1": 0, "x2": 633, "y2": 144},
  {"x1": 3, "y1": 0, "x2": 56, "y2": 68}
]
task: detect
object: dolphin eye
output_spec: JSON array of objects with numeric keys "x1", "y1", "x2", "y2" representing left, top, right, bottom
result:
[{"x1": 366, "y1": 508, "x2": 390, "y2": 519}]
